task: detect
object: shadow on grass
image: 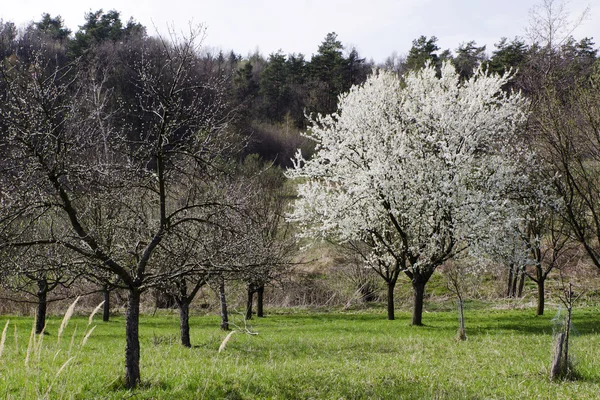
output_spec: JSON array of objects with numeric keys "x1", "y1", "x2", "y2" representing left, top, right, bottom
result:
[
  {"x1": 465, "y1": 308, "x2": 600, "y2": 336},
  {"x1": 249, "y1": 306, "x2": 600, "y2": 338}
]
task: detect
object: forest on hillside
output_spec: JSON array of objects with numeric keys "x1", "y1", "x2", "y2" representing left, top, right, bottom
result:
[
  {"x1": 2, "y1": 8, "x2": 596, "y2": 167},
  {"x1": 1, "y1": 1, "x2": 600, "y2": 388}
]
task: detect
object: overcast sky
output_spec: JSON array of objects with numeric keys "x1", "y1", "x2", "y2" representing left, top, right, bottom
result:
[{"x1": 1, "y1": 0, "x2": 597, "y2": 62}]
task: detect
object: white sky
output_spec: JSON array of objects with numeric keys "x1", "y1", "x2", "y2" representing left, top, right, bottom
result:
[{"x1": 1, "y1": 0, "x2": 598, "y2": 62}]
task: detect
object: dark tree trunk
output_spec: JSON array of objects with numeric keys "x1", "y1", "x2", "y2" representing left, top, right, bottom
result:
[
  {"x1": 179, "y1": 300, "x2": 191, "y2": 347},
  {"x1": 124, "y1": 289, "x2": 141, "y2": 389},
  {"x1": 412, "y1": 279, "x2": 426, "y2": 326},
  {"x1": 506, "y1": 264, "x2": 514, "y2": 297},
  {"x1": 245, "y1": 285, "x2": 254, "y2": 320},
  {"x1": 386, "y1": 281, "x2": 395, "y2": 321},
  {"x1": 257, "y1": 284, "x2": 264, "y2": 318},
  {"x1": 511, "y1": 267, "x2": 518, "y2": 298},
  {"x1": 517, "y1": 266, "x2": 526, "y2": 298},
  {"x1": 536, "y1": 278, "x2": 545, "y2": 316},
  {"x1": 36, "y1": 279, "x2": 48, "y2": 334},
  {"x1": 103, "y1": 286, "x2": 110, "y2": 322},
  {"x1": 219, "y1": 278, "x2": 229, "y2": 330}
]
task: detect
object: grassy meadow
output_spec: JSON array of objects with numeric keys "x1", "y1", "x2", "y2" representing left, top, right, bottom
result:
[{"x1": 0, "y1": 304, "x2": 599, "y2": 399}]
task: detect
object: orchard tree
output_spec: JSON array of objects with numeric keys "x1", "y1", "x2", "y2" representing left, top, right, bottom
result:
[
  {"x1": 0, "y1": 27, "x2": 233, "y2": 388},
  {"x1": 288, "y1": 63, "x2": 529, "y2": 325},
  {"x1": 1, "y1": 239, "x2": 83, "y2": 334},
  {"x1": 535, "y1": 63, "x2": 600, "y2": 273},
  {"x1": 237, "y1": 156, "x2": 296, "y2": 319}
]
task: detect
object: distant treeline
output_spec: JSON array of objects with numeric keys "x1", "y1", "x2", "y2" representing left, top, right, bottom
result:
[{"x1": 1, "y1": 10, "x2": 598, "y2": 165}]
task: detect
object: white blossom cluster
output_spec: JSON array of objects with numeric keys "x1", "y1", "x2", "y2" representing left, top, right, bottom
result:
[{"x1": 288, "y1": 62, "x2": 530, "y2": 278}]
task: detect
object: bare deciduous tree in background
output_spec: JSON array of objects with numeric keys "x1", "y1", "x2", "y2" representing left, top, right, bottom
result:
[{"x1": 0, "y1": 27, "x2": 235, "y2": 388}]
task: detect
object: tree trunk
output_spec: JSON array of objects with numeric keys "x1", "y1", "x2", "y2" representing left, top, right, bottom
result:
[
  {"x1": 412, "y1": 279, "x2": 426, "y2": 326},
  {"x1": 550, "y1": 332, "x2": 566, "y2": 380},
  {"x1": 103, "y1": 286, "x2": 110, "y2": 322},
  {"x1": 386, "y1": 281, "x2": 395, "y2": 321},
  {"x1": 179, "y1": 300, "x2": 191, "y2": 347},
  {"x1": 245, "y1": 285, "x2": 254, "y2": 320},
  {"x1": 536, "y1": 278, "x2": 545, "y2": 316},
  {"x1": 510, "y1": 268, "x2": 518, "y2": 298},
  {"x1": 36, "y1": 279, "x2": 48, "y2": 334},
  {"x1": 517, "y1": 266, "x2": 526, "y2": 298},
  {"x1": 506, "y1": 264, "x2": 514, "y2": 297},
  {"x1": 124, "y1": 289, "x2": 141, "y2": 389},
  {"x1": 219, "y1": 278, "x2": 229, "y2": 330},
  {"x1": 257, "y1": 284, "x2": 264, "y2": 318}
]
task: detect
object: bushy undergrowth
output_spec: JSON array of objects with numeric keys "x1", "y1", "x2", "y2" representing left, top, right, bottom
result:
[{"x1": 1, "y1": 305, "x2": 599, "y2": 399}]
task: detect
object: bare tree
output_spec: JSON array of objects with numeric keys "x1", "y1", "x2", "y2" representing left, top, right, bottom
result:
[
  {"x1": 0, "y1": 239, "x2": 82, "y2": 334},
  {"x1": 233, "y1": 156, "x2": 296, "y2": 320},
  {"x1": 534, "y1": 65, "x2": 600, "y2": 274},
  {"x1": 0, "y1": 27, "x2": 235, "y2": 388},
  {"x1": 526, "y1": 0, "x2": 590, "y2": 51},
  {"x1": 339, "y1": 239, "x2": 402, "y2": 320}
]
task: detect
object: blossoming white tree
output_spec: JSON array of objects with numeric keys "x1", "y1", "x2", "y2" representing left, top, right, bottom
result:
[{"x1": 288, "y1": 63, "x2": 529, "y2": 325}]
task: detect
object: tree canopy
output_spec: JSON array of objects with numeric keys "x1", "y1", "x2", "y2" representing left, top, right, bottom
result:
[{"x1": 288, "y1": 63, "x2": 530, "y2": 324}]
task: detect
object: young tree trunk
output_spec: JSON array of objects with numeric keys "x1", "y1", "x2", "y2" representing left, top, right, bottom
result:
[
  {"x1": 537, "y1": 278, "x2": 545, "y2": 316},
  {"x1": 124, "y1": 289, "x2": 141, "y2": 389},
  {"x1": 412, "y1": 279, "x2": 426, "y2": 326},
  {"x1": 386, "y1": 281, "x2": 395, "y2": 321},
  {"x1": 506, "y1": 264, "x2": 514, "y2": 297},
  {"x1": 219, "y1": 278, "x2": 229, "y2": 330},
  {"x1": 103, "y1": 286, "x2": 110, "y2": 322},
  {"x1": 510, "y1": 268, "x2": 518, "y2": 298},
  {"x1": 551, "y1": 332, "x2": 567, "y2": 380},
  {"x1": 245, "y1": 285, "x2": 254, "y2": 320},
  {"x1": 517, "y1": 266, "x2": 526, "y2": 298},
  {"x1": 456, "y1": 298, "x2": 466, "y2": 341},
  {"x1": 179, "y1": 300, "x2": 191, "y2": 347},
  {"x1": 257, "y1": 284, "x2": 264, "y2": 318},
  {"x1": 36, "y1": 279, "x2": 48, "y2": 334}
]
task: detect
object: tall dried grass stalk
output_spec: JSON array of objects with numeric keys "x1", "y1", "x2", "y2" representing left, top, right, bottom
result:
[
  {"x1": 218, "y1": 331, "x2": 236, "y2": 353},
  {"x1": 88, "y1": 301, "x2": 105, "y2": 325},
  {"x1": 34, "y1": 325, "x2": 46, "y2": 363},
  {"x1": 58, "y1": 296, "x2": 80, "y2": 343},
  {"x1": 81, "y1": 326, "x2": 96, "y2": 347},
  {"x1": 68, "y1": 325, "x2": 78, "y2": 355},
  {"x1": 43, "y1": 356, "x2": 75, "y2": 399},
  {"x1": 0, "y1": 320, "x2": 9, "y2": 358},
  {"x1": 25, "y1": 317, "x2": 35, "y2": 366},
  {"x1": 13, "y1": 324, "x2": 17, "y2": 355}
]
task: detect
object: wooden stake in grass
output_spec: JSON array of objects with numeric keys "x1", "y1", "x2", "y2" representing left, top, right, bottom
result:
[
  {"x1": 58, "y1": 296, "x2": 80, "y2": 344},
  {"x1": 0, "y1": 320, "x2": 9, "y2": 358}
]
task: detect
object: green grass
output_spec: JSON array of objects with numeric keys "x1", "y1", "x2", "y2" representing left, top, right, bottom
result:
[{"x1": 1, "y1": 306, "x2": 599, "y2": 399}]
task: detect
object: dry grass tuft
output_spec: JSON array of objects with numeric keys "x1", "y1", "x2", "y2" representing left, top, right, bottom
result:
[
  {"x1": 58, "y1": 297, "x2": 80, "y2": 343},
  {"x1": 81, "y1": 326, "x2": 96, "y2": 347},
  {"x1": 218, "y1": 331, "x2": 236, "y2": 353},
  {"x1": 88, "y1": 301, "x2": 105, "y2": 325},
  {"x1": 0, "y1": 320, "x2": 9, "y2": 358},
  {"x1": 24, "y1": 317, "x2": 35, "y2": 366}
]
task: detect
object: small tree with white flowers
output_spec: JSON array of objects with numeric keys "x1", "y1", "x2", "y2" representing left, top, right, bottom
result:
[{"x1": 288, "y1": 63, "x2": 529, "y2": 325}]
